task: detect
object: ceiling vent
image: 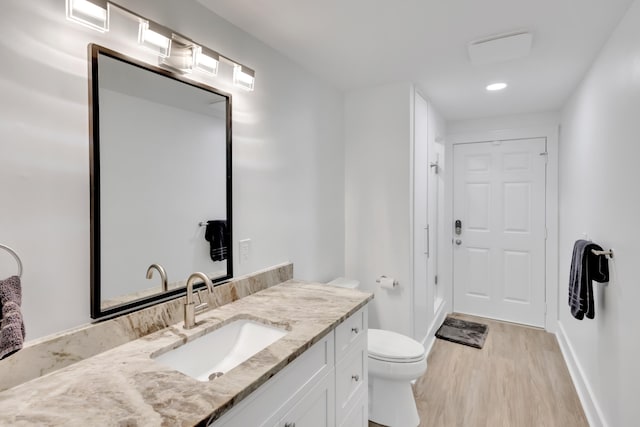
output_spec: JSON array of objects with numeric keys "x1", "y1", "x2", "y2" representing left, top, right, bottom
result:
[{"x1": 468, "y1": 31, "x2": 533, "y2": 66}]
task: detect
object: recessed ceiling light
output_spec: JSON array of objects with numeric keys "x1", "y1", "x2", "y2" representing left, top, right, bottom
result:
[{"x1": 486, "y1": 82, "x2": 508, "y2": 91}]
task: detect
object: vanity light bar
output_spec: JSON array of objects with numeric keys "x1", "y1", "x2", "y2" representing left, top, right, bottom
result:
[
  {"x1": 65, "y1": 0, "x2": 256, "y2": 90},
  {"x1": 161, "y1": 39, "x2": 195, "y2": 74},
  {"x1": 66, "y1": 0, "x2": 109, "y2": 33},
  {"x1": 138, "y1": 20, "x2": 172, "y2": 58},
  {"x1": 232, "y1": 64, "x2": 255, "y2": 91},
  {"x1": 194, "y1": 46, "x2": 220, "y2": 76}
]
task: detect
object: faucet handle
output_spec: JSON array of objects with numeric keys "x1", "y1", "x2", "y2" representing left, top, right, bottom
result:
[
  {"x1": 195, "y1": 302, "x2": 209, "y2": 313},
  {"x1": 195, "y1": 288, "x2": 209, "y2": 313}
]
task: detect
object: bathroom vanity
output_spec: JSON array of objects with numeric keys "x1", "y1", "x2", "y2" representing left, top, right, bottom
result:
[
  {"x1": 0, "y1": 280, "x2": 372, "y2": 426},
  {"x1": 213, "y1": 305, "x2": 368, "y2": 426}
]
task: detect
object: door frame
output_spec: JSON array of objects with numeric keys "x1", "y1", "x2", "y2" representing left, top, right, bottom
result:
[{"x1": 444, "y1": 126, "x2": 559, "y2": 332}]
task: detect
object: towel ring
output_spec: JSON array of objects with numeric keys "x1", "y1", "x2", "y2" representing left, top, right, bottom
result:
[{"x1": 0, "y1": 244, "x2": 23, "y2": 278}]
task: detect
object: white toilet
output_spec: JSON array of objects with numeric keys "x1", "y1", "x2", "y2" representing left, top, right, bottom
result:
[{"x1": 328, "y1": 278, "x2": 427, "y2": 427}]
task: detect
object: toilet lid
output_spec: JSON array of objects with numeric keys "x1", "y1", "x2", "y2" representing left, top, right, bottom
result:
[
  {"x1": 327, "y1": 277, "x2": 359, "y2": 289},
  {"x1": 368, "y1": 329, "x2": 426, "y2": 362}
]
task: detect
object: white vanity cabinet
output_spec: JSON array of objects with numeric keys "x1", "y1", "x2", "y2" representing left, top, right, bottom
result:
[{"x1": 212, "y1": 306, "x2": 368, "y2": 427}]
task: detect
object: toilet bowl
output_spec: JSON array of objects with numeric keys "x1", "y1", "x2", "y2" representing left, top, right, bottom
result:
[
  {"x1": 327, "y1": 278, "x2": 427, "y2": 427},
  {"x1": 368, "y1": 328, "x2": 427, "y2": 426}
]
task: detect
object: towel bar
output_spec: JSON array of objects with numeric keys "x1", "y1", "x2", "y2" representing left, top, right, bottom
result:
[
  {"x1": 0, "y1": 243, "x2": 23, "y2": 278},
  {"x1": 591, "y1": 248, "x2": 614, "y2": 259},
  {"x1": 198, "y1": 221, "x2": 208, "y2": 227}
]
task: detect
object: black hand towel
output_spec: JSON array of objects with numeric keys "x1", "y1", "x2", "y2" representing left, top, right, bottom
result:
[
  {"x1": 568, "y1": 240, "x2": 610, "y2": 320},
  {"x1": 204, "y1": 220, "x2": 228, "y2": 262},
  {"x1": 0, "y1": 275, "x2": 25, "y2": 360}
]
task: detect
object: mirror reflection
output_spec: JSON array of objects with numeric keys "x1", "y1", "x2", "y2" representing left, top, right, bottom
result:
[{"x1": 90, "y1": 45, "x2": 232, "y2": 319}]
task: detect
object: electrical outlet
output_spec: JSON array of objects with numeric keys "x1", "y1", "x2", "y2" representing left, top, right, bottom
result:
[{"x1": 239, "y1": 239, "x2": 251, "y2": 264}]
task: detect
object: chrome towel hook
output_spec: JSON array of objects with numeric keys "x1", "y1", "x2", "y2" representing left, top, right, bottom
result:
[{"x1": 0, "y1": 243, "x2": 23, "y2": 278}]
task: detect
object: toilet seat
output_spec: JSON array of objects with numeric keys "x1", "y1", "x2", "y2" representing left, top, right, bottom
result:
[{"x1": 368, "y1": 329, "x2": 426, "y2": 363}]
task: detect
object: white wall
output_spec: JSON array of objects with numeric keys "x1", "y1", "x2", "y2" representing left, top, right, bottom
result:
[
  {"x1": 558, "y1": 1, "x2": 640, "y2": 425},
  {"x1": 0, "y1": 0, "x2": 345, "y2": 340},
  {"x1": 345, "y1": 82, "x2": 412, "y2": 335},
  {"x1": 448, "y1": 111, "x2": 560, "y2": 135}
]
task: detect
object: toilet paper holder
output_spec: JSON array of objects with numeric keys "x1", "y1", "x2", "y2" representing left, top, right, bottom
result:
[{"x1": 376, "y1": 275, "x2": 398, "y2": 289}]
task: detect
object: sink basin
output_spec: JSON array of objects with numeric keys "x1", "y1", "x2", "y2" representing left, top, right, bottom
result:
[{"x1": 153, "y1": 319, "x2": 287, "y2": 381}]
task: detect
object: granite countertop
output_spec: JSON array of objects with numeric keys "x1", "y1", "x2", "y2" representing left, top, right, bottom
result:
[{"x1": 0, "y1": 280, "x2": 372, "y2": 426}]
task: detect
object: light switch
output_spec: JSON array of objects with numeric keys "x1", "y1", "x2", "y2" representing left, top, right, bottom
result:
[{"x1": 239, "y1": 239, "x2": 251, "y2": 264}]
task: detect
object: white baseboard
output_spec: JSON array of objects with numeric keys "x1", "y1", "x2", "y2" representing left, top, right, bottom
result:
[
  {"x1": 555, "y1": 321, "x2": 607, "y2": 427},
  {"x1": 422, "y1": 300, "x2": 448, "y2": 355}
]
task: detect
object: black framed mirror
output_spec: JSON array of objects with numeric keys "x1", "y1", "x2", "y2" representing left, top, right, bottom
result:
[{"x1": 89, "y1": 44, "x2": 232, "y2": 319}]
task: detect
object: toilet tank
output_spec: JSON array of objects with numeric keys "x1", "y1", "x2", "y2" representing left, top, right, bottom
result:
[{"x1": 327, "y1": 277, "x2": 360, "y2": 289}]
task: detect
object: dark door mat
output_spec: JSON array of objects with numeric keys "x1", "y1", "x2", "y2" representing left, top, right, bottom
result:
[{"x1": 435, "y1": 316, "x2": 489, "y2": 349}]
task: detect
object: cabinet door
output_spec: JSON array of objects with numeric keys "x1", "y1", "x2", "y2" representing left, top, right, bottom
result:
[{"x1": 279, "y1": 373, "x2": 335, "y2": 427}]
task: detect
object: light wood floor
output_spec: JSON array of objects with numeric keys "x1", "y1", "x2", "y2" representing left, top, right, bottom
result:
[{"x1": 371, "y1": 313, "x2": 588, "y2": 427}]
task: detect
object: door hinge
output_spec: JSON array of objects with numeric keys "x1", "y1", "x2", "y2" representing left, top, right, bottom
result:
[{"x1": 435, "y1": 275, "x2": 438, "y2": 285}]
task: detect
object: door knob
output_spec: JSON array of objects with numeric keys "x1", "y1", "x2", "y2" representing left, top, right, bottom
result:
[{"x1": 455, "y1": 239, "x2": 462, "y2": 245}]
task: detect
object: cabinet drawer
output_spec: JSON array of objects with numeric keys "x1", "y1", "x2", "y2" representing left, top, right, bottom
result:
[
  {"x1": 339, "y1": 388, "x2": 367, "y2": 427},
  {"x1": 335, "y1": 339, "x2": 366, "y2": 422},
  {"x1": 335, "y1": 307, "x2": 366, "y2": 359}
]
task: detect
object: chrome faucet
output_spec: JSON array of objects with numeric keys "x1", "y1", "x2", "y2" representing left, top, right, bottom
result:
[
  {"x1": 146, "y1": 264, "x2": 168, "y2": 292},
  {"x1": 184, "y1": 272, "x2": 214, "y2": 329}
]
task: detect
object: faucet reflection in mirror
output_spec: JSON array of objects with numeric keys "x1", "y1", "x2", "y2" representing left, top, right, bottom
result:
[
  {"x1": 66, "y1": 0, "x2": 255, "y2": 90},
  {"x1": 146, "y1": 264, "x2": 168, "y2": 292}
]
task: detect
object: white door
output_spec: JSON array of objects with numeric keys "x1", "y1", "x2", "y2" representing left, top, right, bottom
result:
[{"x1": 453, "y1": 138, "x2": 546, "y2": 327}]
